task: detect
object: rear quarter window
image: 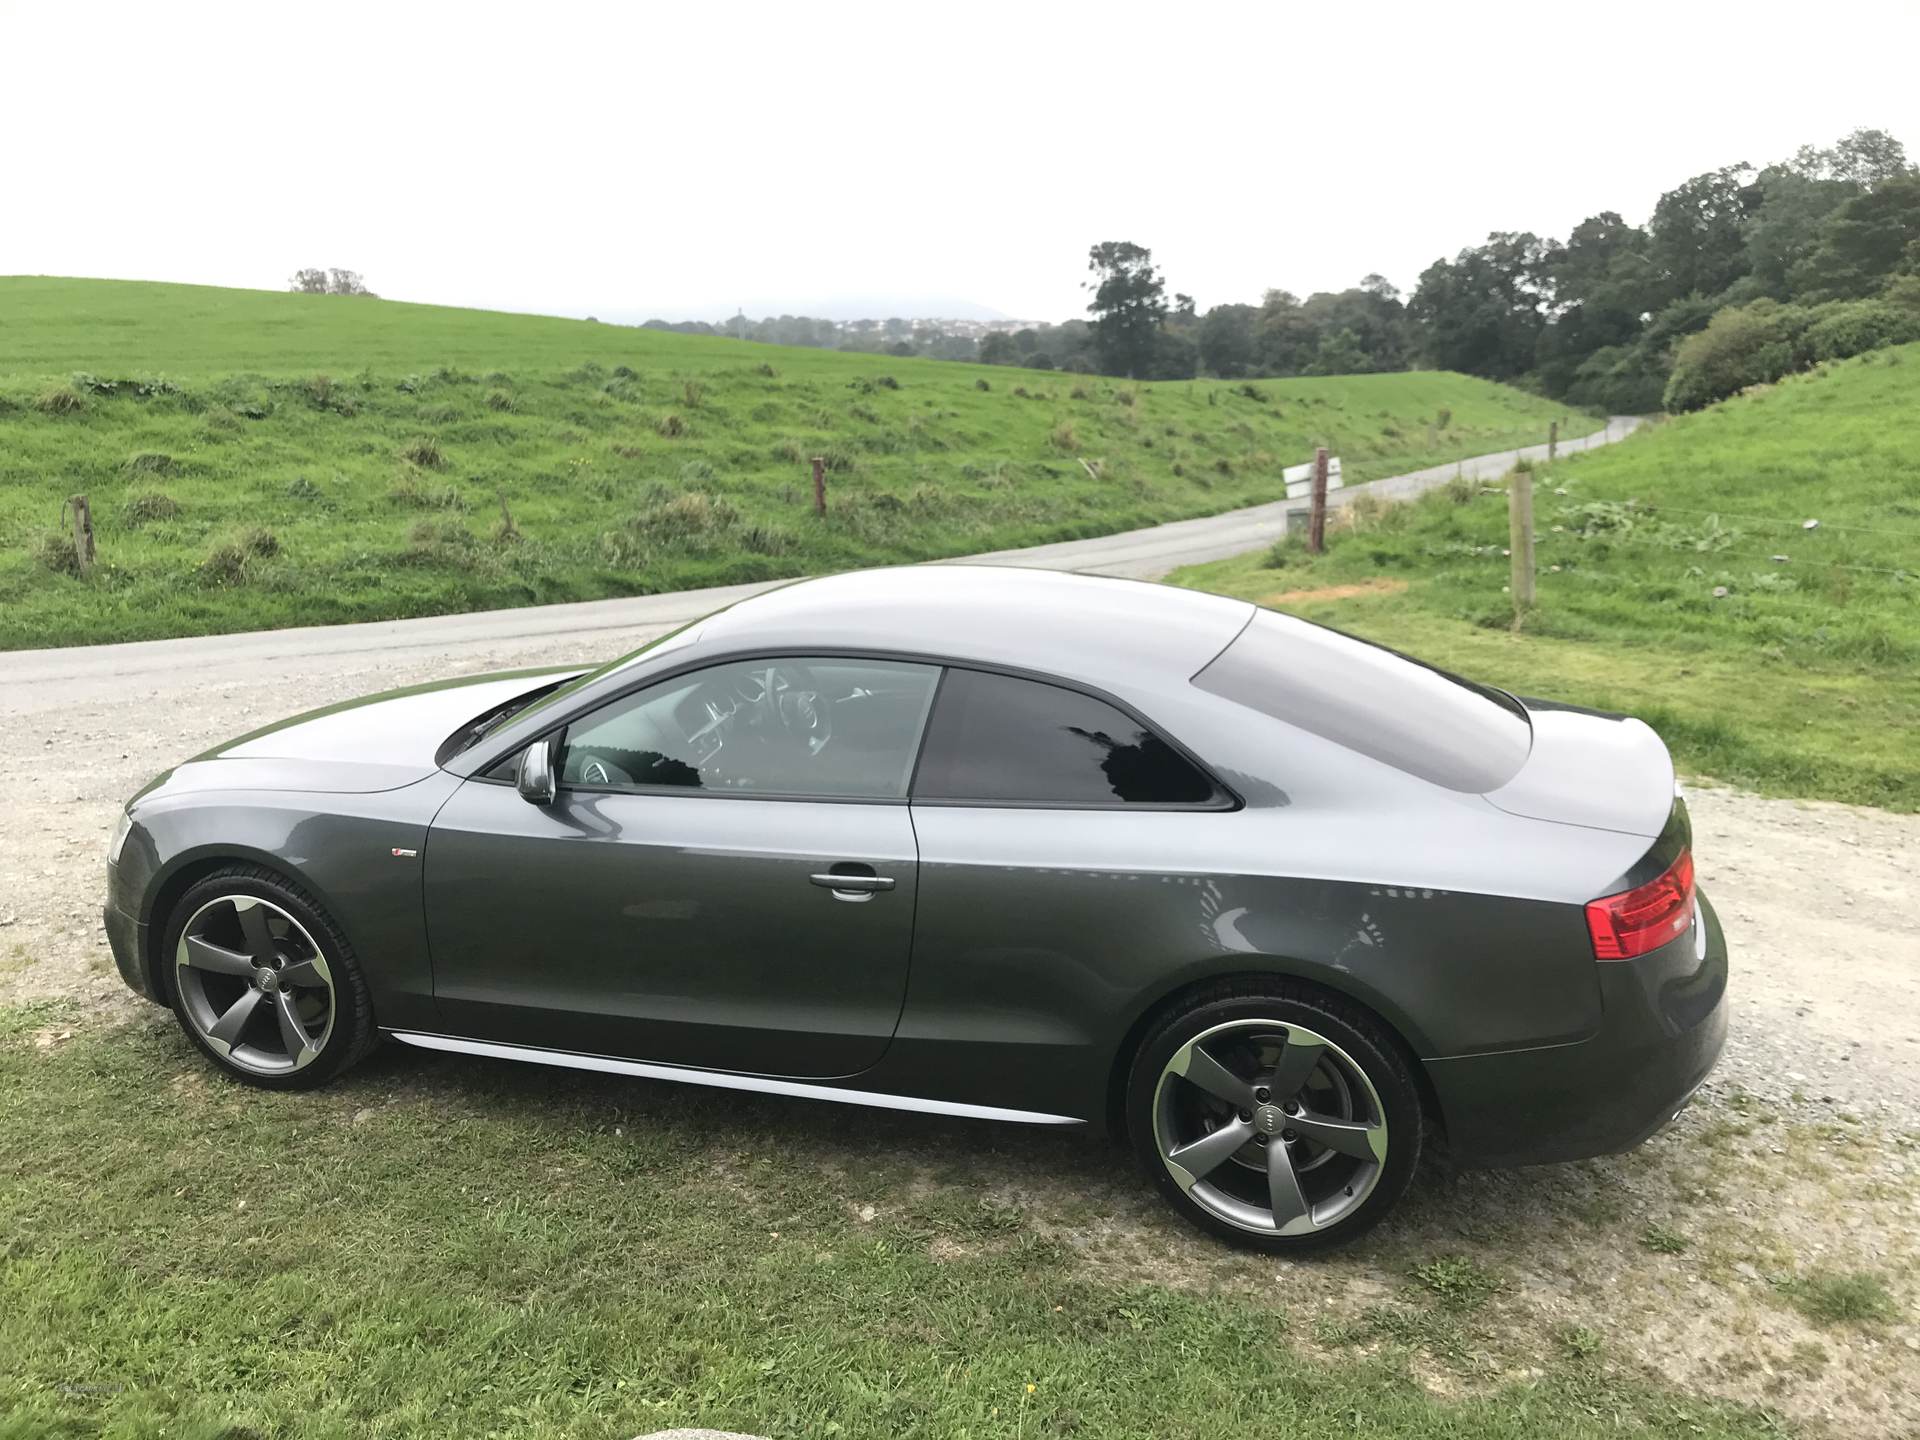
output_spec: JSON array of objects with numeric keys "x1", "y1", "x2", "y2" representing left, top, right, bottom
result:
[{"x1": 1191, "y1": 610, "x2": 1531, "y2": 792}]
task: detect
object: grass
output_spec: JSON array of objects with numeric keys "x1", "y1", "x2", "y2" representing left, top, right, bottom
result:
[
  {"x1": 1407, "y1": 1254, "x2": 1503, "y2": 1311},
  {"x1": 1172, "y1": 345, "x2": 1920, "y2": 809},
  {"x1": 1776, "y1": 1269, "x2": 1902, "y2": 1329},
  {"x1": 0, "y1": 277, "x2": 1592, "y2": 649},
  {"x1": 0, "y1": 1013, "x2": 1791, "y2": 1439},
  {"x1": 1639, "y1": 1221, "x2": 1691, "y2": 1255}
]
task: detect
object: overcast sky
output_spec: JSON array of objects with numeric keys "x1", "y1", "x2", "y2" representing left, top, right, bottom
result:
[{"x1": 3, "y1": 1, "x2": 1916, "y2": 324}]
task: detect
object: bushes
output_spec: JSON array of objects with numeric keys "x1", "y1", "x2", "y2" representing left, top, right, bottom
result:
[
  {"x1": 1804, "y1": 300, "x2": 1920, "y2": 363},
  {"x1": 1666, "y1": 296, "x2": 1920, "y2": 411},
  {"x1": 1664, "y1": 301, "x2": 1809, "y2": 412}
]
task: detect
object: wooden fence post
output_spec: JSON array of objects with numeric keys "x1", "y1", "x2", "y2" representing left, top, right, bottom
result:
[
  {"x1": 67, "y1": 494, "x2": 96, "y2": 577},
  {"x1": 1509, "y1": 466, "x2": 1535, "y2": 621},
  {"x1": 1307, "y1": 447, "x2": 1329, "y2": 555},
  {"x1": 1548, "y1": 420, "x2": 1558, "y2": 462},
  {"x1": 810, "y1": 456, "x2": 826, "y2": 516}
]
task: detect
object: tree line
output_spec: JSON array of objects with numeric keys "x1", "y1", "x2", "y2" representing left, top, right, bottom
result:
[
  {"x1": 1065, "y1": 128, "x2": 1918, "y2": 412},
  {"x1": 643, "y1": 127, "x2": 1919, "y2": 414}
]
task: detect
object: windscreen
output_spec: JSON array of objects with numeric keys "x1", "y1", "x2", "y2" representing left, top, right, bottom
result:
[{"x1": 1191, "y1": 610, "x2": 1531, "y2": 792}]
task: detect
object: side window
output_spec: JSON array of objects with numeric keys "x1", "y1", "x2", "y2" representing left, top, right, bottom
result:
[
  {"x1": 558, "y1": 657, "x2": 939, "y2": 800},
  {"x1": 912, "y1": 668, "x2": 1222, "y2": 807}
]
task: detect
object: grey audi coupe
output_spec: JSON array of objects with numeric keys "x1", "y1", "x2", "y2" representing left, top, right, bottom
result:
[{"x1": 105, "y1": 566, "x2": 1727, "y2": 1251}]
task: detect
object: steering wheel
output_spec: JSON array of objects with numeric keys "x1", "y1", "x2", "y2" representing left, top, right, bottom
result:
[
  {"x1": 577, "y1": 755, "x2": 632, "y2": 786},
  {"x1": 738, "y1": 662, "x2": 833, "y2": 756}
]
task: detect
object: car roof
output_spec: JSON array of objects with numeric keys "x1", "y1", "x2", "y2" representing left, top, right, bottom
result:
[{"x1": 695, "y1": 565, "x2": 1255, "y2": 689}]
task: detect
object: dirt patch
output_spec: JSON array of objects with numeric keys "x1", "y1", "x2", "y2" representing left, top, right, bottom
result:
[{"x1": 1261, "y1": 577, "x2": 1409, "y2": 605}]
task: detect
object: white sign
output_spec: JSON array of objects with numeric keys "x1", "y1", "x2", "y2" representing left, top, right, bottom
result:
[{"x1": 1282, "y1": 456, "x2": 1342, "y2": 500}]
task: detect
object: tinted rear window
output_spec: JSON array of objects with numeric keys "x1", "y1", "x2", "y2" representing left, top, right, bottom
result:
[
  {"x1": 914, "y1": 668, "x2": 1222, "y2": 807},
  {"x1": 1191, "y1": 611, "x2": 1531, "y2": 792}
]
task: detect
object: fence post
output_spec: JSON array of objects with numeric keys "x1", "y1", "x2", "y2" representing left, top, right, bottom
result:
[
  {"x1": 67, "y1": 494, "x2": 96, "y2": 577},
  {"x1": 1548, "y1": 420, "x2": 1558, "y2": 462},
  {"x1": 1508, "y1": 467, "x2": 1535, "y2": 622},
  {"x1": 810, "y1": 456, "x2": 826, "y2": 516},
  {"x1": 1307, "y1": 447, "x2": 1329, "y2": 555}
]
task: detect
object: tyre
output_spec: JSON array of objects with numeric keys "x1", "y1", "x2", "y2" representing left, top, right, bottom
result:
[
  {"x1": 1126, "y1": 979, "x2": 1422, "y2": 1252},
  {"x1": 161, "y1": 864, "x2": 376, "y2": 1090}
]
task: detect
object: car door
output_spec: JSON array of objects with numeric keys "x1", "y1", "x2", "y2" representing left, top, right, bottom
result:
[
  {"x1": 899, "y1": 667, "x2": 1237, "y2": 1088},
  {"x1": 423, "y1": 655, "x2": 941, "y2": 1078}
]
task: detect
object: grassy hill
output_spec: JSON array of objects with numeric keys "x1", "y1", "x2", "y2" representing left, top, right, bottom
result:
[
  {"x1": 1175, "y1": 345, "x2": 1920, "y2": 808},
  {"x1": 0, "y1": 277, "x2": 1590, "y2": 648}
]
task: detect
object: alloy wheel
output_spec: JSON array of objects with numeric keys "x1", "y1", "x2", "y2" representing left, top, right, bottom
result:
[
  {"x1": 1150, "y1": 1018, "x2": 1388, "y2": 1237},
  {"x1": 174, "y1": 895, "x2": 336, "y2": 1076}
]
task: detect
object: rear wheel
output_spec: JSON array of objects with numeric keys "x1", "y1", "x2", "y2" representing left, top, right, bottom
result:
[
  {"x1": 162, "y1": 866, "x2": 375, "y2": 1090},
  {"x1": 1126, "y1": 980, "x2": 1422, "y2": 1252}
]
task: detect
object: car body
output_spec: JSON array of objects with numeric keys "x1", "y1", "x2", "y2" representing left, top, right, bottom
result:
[{"x1": 106, "y1": 566, "x2": 1727, "y2": 1249}]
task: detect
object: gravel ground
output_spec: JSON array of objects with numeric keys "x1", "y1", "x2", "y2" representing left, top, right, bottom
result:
[{"x1": 2, "y1": 634, "x2": 1916, "y2": 1433}]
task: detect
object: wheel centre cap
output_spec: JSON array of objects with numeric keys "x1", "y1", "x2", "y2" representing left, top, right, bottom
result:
[
  {"x1": 256, "y1": 969, "x2": 280, "y2": 994},
  {"x1": 1253, "y1": 1104, "x2": 1285, "y2": 1136}
]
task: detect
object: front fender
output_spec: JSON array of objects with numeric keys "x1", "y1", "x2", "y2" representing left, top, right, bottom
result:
[{"x1": 119, "y1": 773, "x2": 460, "y2": 1029}]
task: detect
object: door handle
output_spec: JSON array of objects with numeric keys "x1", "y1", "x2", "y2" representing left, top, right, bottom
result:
[{"x1": 809, "y1": 872, "x2": 896, "y2": 893}]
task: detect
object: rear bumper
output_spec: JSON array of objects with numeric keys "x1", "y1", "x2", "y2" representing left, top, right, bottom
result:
[{"x1": 1425, "y1": 888, "x2": 1728, "y2": 1168}]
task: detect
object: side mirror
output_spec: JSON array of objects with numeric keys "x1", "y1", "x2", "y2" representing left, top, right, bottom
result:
[{"x1": 516, "y1": 739, "x2": 557, "y2": 805}]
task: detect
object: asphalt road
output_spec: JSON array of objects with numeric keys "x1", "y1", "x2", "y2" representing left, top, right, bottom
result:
[{"x1": 1, "y1": 418, "x2": 1640, "y2": 717}]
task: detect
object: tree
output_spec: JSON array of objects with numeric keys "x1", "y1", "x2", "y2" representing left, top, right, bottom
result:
[
  {"x1": 289, "y1": 267, "x2": 375, "y2": 297},
  {"x1": 1084, "y1": 241, "x2": 1168, "y2": 378},
  {"x1": 1145, "y1": 326, "x2": 1199, "y2": 380},
  {"x1": 1252, "y1": 289, "x2": 1317, "y2": 375},
  {"x1": 1299, "y1": 282, "x2": 1412, "y2": 371},
  {"x1": 1787, "y1": 127, "x2": 1910, "y2": 188},
  {"x1": 1197, "y1": 303, "x2": 1258, "y2": 376},
  {"x1": 1791, "y1": 174, "x2": 1920, "y2": 300},
  {"x1": 1647, "y1": 164, "x2": 1758, "y2": 303},
  {"x1": 1409, "y1": 233, "x2": 1554, "y2": 379},
  {"x1": 977, "y1": 332, "x2": 1019, "y2": 365}
]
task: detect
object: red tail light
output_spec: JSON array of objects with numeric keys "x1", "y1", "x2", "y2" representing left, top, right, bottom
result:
[{"x1": 1585, "y1": 849, "x2": 1695, "y2": 960}]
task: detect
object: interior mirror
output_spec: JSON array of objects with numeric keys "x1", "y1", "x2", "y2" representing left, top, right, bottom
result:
[{"x1": 516, "y1": 738, "x2": 557, "y2": 805}]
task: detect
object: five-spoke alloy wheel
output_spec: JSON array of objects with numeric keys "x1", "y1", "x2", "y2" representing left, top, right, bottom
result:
[
  {"x1": 1128, "y1": 983, "x2": 1421, "y2": 1251},
  {"x1": 175, "y1": 895, "x2": 335, "y2": 1074},
  {"x1": 163, "y1": 867, "x2": 374, "y2": 1089}
]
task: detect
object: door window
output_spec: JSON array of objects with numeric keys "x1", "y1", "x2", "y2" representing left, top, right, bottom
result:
[
  {"x1": 912, "y1": 668, "x2": 1223, "y2": 807},
  {"x1": 559, "y1": 657, "x2": 939, "y2": 800}
]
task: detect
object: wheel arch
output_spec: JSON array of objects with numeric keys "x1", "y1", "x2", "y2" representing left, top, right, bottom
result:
[
  {"x1": 140, "y1": 847, "x2": 350, "y2": 1002},
  {"x1": 1102, "y1": 961, "x2": 1446, "y2": 1142}
]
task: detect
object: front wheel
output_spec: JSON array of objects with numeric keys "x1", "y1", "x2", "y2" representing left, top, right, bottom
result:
[
  {"x1": 162, "y1": 865, "x2": 376, "y2": 1090},
  {"x1": 1126, "y1": 981, "x2": 1422, "y2": 1252}
]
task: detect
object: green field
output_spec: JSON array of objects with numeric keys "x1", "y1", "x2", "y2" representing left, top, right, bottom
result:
[
  {"x1": 0, "y1": 1006, "x2": 1794, "y2": 1440},
  {"x1": 1173, "y1": 345, "x2": 1920, "y2": 809},
  {"x1": 0, "y1": 277, "x2": 1590, "y2": 649}
]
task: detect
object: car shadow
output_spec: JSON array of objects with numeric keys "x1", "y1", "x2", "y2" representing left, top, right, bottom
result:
[{"x1": 330, "y1": 1039, "x2": 1654, "y2": 1267}]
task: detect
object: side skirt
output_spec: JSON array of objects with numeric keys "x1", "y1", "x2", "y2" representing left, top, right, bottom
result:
[{"x1": 385, "y1": 1030, "x2": 1086, "y2": 1126}]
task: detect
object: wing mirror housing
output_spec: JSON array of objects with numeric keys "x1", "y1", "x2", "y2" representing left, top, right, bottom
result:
[{"x1": 516, "y1": 738, "x2": 557, "y2": 805}]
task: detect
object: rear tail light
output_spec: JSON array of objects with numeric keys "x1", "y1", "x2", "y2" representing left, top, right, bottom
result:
[{"x1": 1585, "y1": 849, "x2": 1695, "y2": 960}]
